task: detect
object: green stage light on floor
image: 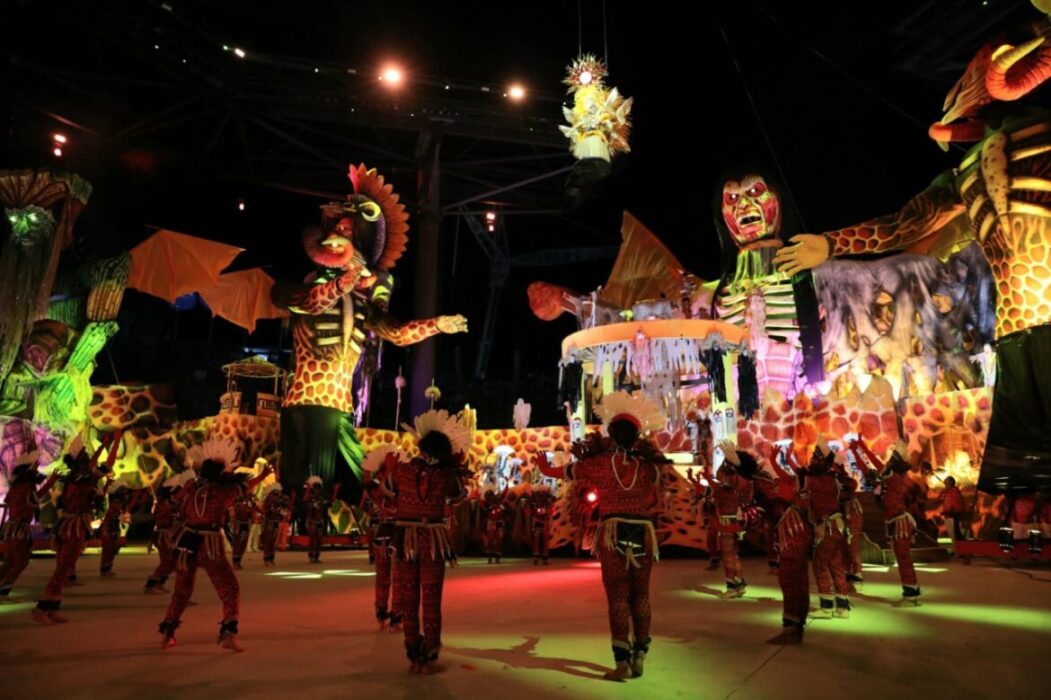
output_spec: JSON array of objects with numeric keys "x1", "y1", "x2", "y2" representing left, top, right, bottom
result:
[
  {"x1": 909, "y1": 603, "x2": 1051, "y2": 633},
  {"x1": 746, "y1": 609, "x2": 930, "y2": 637},
  {"x1": 0, "y1": 602, "x2": 33, "y2": 616}
]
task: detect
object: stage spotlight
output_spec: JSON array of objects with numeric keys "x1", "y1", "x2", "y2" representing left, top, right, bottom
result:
[
  {"x1": 507, "y1": 84, "x2": 526, "y2": 101},
  {"x1": 485, "y1": 211, "x2": 497, "y2": 232},
  {"x1": 234, "y1": 47, "x2": 246, "y2": 58},
  {"x1": 380, "y1": 65, "x2": 404, "y2": 86},
  {"x1": 52, "y1": 147, "x2": 63, "y2": 158},
  {"x1": 237, "y1": 198, "x2": 246, "y2": 212},
  {"x1": 586, "y1": 490, "x2": 598, "y2": 504},
  {"x1": 578, "y1": 70, "x2": 593, "y2": 85},
  {"x1": 53, "y1": 133, "x2": 67, "y2": 144}
]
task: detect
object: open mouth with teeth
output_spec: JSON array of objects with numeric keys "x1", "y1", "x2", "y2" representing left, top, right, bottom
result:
[
  {"x1": 322, "y1": 234, "x2": 351, "y2": 253},
  {"x1": 734, "y1": 210, "x2": 767, "y2": 241}
]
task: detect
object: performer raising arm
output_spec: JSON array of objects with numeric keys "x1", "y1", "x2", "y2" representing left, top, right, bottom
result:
[{"x1": 537, "y1": 391, "x2": 669, "y2": 681}]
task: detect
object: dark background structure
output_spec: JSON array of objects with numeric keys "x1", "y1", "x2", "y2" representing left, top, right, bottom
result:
[{"x1": 1, "y1": 0, "x2": 1027, "y2": 428}]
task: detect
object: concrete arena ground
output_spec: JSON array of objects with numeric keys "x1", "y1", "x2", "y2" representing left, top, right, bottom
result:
[{"x1": 1, "y1": 547, "x2": 1049, "y2": 700}]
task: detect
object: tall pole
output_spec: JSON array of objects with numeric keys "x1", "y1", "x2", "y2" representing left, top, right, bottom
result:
[{"x1": 411, "y1": 129, "x2": 442, "y2": 417}]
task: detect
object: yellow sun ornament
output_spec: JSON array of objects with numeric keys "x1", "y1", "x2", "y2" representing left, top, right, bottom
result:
[{"x1": 559, "y1": 54, "x2": 633, "y2": 162}]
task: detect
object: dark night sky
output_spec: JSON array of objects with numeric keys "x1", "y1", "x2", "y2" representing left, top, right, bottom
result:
[{"x1": 3, "y1": 0, "x2": 1033, "y2": 426}]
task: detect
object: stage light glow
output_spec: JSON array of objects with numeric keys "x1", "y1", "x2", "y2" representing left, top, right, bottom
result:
[
  {"x1": 508, "y1": 84, "x2": 526, "y2": 100},
  {"x1": 380, "y1": 65, "x2": 404, "y2": 86},
  {"x1": 234, "y1": 47, "x2": 246, "y2": 58},
  {"x1": 579, "y1": 70, "x2": 593, "y2": 85},
  {"x1": 237, "y1": 198, "x2": 246, "y2": 211},
  {"x1": 52, "y1": 147, "x2": 63, "y2": 157},
  {"x1": 53, "y1": 133, "x2": 67, "y2": 144},
  {"x1": 586, "y1": 490, "x2": 598, "y2": 504}
]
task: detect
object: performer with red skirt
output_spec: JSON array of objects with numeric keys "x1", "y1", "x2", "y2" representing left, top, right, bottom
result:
[
  {"x1": 538, "y1": 391, "x2": 669, "y2": 681},
  {"x1": 159, "y1": 439, "x2": 272, "y2": 651},
  {"x1": 304, "y1": 477, "x2": 337, "y2": 564},
  {"x1": 804, "y1": 440, "x2": 851, "y2": 619},
  {"x1": 528, "y1": 485, "x2": 554, "y2": 566},
  {"x1": 389, "y1": 410, "x2": 470, "y2": 674},
  {"x1": 362, "y1": 446, "x2": 401, "y2": 630},
  {"x1": 229, "y1": 488, "x2": 258, "y2": 570},
  {"x1": 99, "y1": 486, "x2": 142, "y2": 577},
  {"x1": 483, "y1": 490, "x2": 509, "y2": 564},
  {"x1": 145, "y1": 484, "x2": 180, "y2": 592},
  {"x1": 260, "y1": 486, "x2": 292, "y2": 567},
  {"x1": 855, "y1": 439, "x2": 923, "y2": 604},
  {"x1": 730, "y1": 443, "x2": 812, "y2": 644},
  {"x1": 0, "y1": 457, "x2": 59, "y2": 598},
  {"x1": 33, "y1": 433, "x2": 120, "y2": 625}
]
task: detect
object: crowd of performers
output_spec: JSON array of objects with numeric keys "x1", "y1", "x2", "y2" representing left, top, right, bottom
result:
[
  {"x1": 680, "y1": 434, "x2": 938, "y2": 644},
  {"x1": 5, "y1": 398, "x2": 1051, "y2": 679}
]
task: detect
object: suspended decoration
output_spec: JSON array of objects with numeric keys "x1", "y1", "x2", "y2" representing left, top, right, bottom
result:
[
  {"x1": 558, "y1": 54, "x2": 633, "y2": 207},
  {"x1": 559, "y1": 54, "x2": 633, "y2": 162}
]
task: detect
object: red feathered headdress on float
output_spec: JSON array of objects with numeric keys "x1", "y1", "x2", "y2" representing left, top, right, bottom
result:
[{"x1": 347, "y1": 164, "x2": 410, "y2": 271}]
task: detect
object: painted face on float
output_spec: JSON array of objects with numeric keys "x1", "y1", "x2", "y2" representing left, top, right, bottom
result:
[
  {"x1": 306, "y1": 194, "x2": 386, "y2": 270},
  {"x1": 721, "y1": 175, "x2": 782, "y2": 247}
]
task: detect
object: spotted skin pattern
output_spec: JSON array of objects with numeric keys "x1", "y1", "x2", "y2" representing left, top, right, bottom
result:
[
  {"x1": 281, "y1": 274, "x2": 441, "y2": 414},
  {"x1": 824, "y1": 120, "x2": 1051, "y2": 339}
]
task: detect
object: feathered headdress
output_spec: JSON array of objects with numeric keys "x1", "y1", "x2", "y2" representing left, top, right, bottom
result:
[
  {"x1": 403, "y1": 409, "x2": 472, "y2": 457},
  {"x1": 594, "y1": 391, "x2": 665, "y2": 433},
  {"x1": 162, "y1": 469, "x2": 195, "y2": 489},
  {"x1": 814, "y1": 435, "x2": 831, "y2": 456},
  {"x1": 363, "y1": 444, "x2": 400, "y2": 473},
  {"x1": 185, "y1": 437, "x2": 242, "y2": 472},
  {"x1": 348, "y1": 164, "x2": 409, "y2": 271}
]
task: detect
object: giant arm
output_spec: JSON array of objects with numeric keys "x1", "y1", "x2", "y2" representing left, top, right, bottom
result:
[{"x1": 774, "y1": 174, "x2": 965, "y2": 277}]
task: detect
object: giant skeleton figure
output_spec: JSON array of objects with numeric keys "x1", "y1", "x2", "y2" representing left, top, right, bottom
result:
[
  {"x1": 272, "y1": 164, "x2": 467, "y2": 498},
  {"x1": 776, "y1": 9, "x2": 1051, "y2": 494},
  {"x1": 700, "y1": 167, "x2": 825, "y2": 399}
]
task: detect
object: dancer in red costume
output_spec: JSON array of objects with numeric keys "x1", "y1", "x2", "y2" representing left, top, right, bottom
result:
[
  {"x1": 389, "y1": 410, "x2": 470, "y2": 673},
  {"x1": 856, "y1": 439, "x2": 923, "y2": 604},
  {"x1": 937, "y1": 476, "x2": 967, "y2": 549},
  {"x1": 712, "y1": 449, "x2": 752, "y2": 599},
  {"x1": 98, "y1": 486, "x2": 144, "y2": 577},
  {"x1": 159, "y1": 439, "x2": 272, "y2": 651},
  {"x1": 145, "y1": 484, "x2": 180, "y2": 592},
  {"x1": 304, "y1": 477, "x2": 337, "y2": 564},
  {"x1": 362, "y1": 446, "x2": 401, "y2": 630},
  {"x1": 483, "y1": 490, "x2": 509, "y2": 564},
  {"x1": 731, "y1": 443, "x2": 812, "y2": 644},
  {"x1": 804, "y1": 440, "x2": 852, "y2": 619},
  {"x1": 538, "y1": 391, "x2": 668, "y2": 681},
  {"x1": 260, "y1": 486, "x2": 292, "y2": 567},
  {"x1": 229, "y1": 487, "x2": 258, "y2": 570},
  {"x1": 528, "y1": 485, "x2": 554, "y2": 566},
  {"x1": 33, "y1": 433, "x2": 120, "y2": 624},
  {"x1": 0, "y1": 458, "x2": 59, "y2": 598},
  {"x1": 837, "y1": 447, "x2": 865, "y2": 591}
]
